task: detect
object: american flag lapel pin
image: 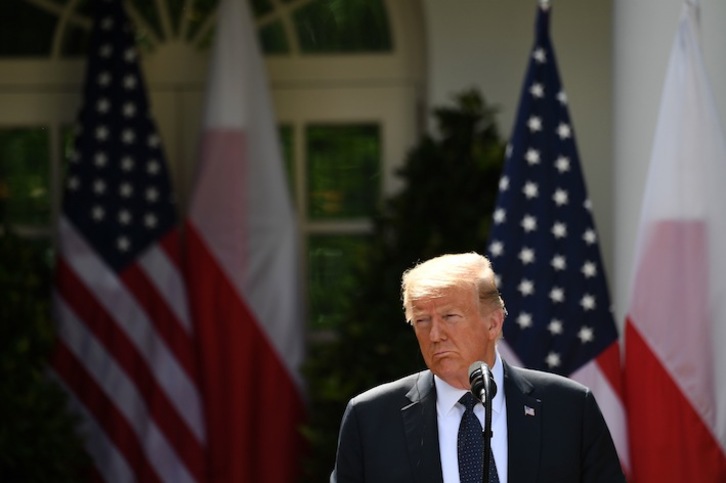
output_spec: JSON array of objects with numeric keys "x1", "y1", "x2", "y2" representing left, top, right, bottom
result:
[{"x1": 524, "y1": 405, "x2": 535, "y2": 417}]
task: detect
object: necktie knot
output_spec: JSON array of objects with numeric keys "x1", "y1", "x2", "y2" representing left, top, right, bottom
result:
[{"x1": 459, "y1": 392, "x2": 478, "y2": 412}]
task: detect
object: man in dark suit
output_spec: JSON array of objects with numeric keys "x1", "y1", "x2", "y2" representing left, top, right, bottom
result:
[{"x1": 330, "y1": 252, "x2": 625, "y2": 482}]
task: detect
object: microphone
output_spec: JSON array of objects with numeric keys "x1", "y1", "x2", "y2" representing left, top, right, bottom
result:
[{"x1": 468, "y1": 361, "x2": 497, "y2": 403}]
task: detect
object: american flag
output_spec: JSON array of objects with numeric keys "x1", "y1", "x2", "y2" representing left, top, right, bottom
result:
[
  {"x1": 52, "y1": 0, "x2": 206, "y2": 481},
  {"x1": 486, "y1": 3, "x2": 629, "y2": 469}
]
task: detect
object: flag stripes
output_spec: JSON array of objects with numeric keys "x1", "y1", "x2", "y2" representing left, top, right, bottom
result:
[{"x1": 52, "y1": 0, "x2": 207, "y2": 480}]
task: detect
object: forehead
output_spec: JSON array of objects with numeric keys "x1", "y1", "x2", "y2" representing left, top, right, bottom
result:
[{"x1": 409, "y1": 285, "x2": 476, "y2": 312}]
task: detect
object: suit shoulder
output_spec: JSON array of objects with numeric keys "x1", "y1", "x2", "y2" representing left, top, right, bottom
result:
[
  {"x1": 508, "y1": 364, "x2": 590, "y2": 396},
  {"x1": 350, "y1": 371, "x2": 429, "y2": 406}
]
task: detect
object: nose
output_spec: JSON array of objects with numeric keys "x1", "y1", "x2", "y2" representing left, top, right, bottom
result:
[{"x1": 428, "y1": 315, "x2": 446, "y2": 342}]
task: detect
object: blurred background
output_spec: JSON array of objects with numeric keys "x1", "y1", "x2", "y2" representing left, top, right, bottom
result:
[{"x1": 1, "y1": 0, "x2": 726, "y2": 481}]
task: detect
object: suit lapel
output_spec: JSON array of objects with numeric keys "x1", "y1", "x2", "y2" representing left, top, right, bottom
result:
[
  {"x1": 402, "y1": 371, "x2": 443, "y2": 483},
  {"x1": 504, "y1": 362, "x2": 542, "y2": 482}
]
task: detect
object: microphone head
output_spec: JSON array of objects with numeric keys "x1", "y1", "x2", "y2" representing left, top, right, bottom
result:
[{"x1": 468, "y1": 361, "x2": 497, "y2": 402}]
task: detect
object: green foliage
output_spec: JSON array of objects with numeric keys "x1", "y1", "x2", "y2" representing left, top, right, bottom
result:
[
  {"x1": 0, "y1": 228, "x2": 90, "y2": 482},
  {"x1": 301, "y1": 89, "x2": 505, "y2": 481}
]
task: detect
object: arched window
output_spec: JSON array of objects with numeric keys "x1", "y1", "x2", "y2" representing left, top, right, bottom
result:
[{"x1": 0, "y1": 0, "x2": 425, "y2": 331}]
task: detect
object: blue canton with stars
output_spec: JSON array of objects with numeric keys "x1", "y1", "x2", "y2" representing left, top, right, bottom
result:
[
  {"x1": 486, "y1": 5, "x2": 618, "y2": 376},
  {"x1": 63, "y1": 0, "x2": 177, "y2": 272}
]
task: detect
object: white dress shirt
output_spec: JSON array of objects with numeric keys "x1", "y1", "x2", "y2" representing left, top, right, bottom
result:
[{"x1": 435, "y1": 351, "x2": 508, "y2": 483}]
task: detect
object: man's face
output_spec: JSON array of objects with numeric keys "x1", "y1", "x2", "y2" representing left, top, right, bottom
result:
[{"x1": 411, "y1": 285, "x2": 500, "y2": 389}]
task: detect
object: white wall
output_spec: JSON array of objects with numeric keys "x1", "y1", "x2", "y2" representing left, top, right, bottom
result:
[{"x1": 423, "y1": 0, "x2": 726, "y2": 327}]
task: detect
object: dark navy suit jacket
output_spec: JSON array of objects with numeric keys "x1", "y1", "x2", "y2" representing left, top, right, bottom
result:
[{"x1": 330, "y1": 360, "x2": 625, "y2": 482}]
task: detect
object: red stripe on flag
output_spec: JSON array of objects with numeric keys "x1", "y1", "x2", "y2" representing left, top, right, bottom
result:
[
  {"x1": 120, "y1": 259, "x2": 199, "y2": 379},
  {"x1": 52, "y1": 342, "x2": 164, "y2": 483},
  {"x1": 595, "y1": 342, "x2": 625, "y2": 399},
  {"x1": 625, "y1": 321, "x2": 726, "y2": 482},
  {"x1": 55, "y1": 258, "x2": 206, "y2": 481},
  {"x1": 185, "y1": 224, "x2": 305, "y2": 482}
]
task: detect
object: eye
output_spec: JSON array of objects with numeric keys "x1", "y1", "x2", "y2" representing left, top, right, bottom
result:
[
  {"x1": 415, "y1": 317, "x2": 431, "y2": 326},
  {"x1": 444, "y1": 313, "x2": 461, "y2": 323}
]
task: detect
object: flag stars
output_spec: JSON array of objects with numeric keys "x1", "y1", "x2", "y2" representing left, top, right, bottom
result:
[
  {"x1": 505, "y1": 144, "x2": 512, "y2": 159},
  {"x1": 557, "y1": 91, "x2": 568, "y2": 105},
  {"x1": 124, "y1": 48, "x2": 137, "y2": 62},
  {"x1": 67, "y1": 176, "x2": 80, "y2": 191},
  {"x1": 499, "y1": 176, "x2": 509, "y2": 191},
  {"x1": 93, "y1": 179, "x2": 107, "y2": 194},
  {"x1": 525, "y1": 148, "x2": 541, "y2": 165},
  {"x1": 516, "y1": 312, "x2": 533, "y2": 329},
  {"x1": 118, "y1": 210, "x2": 132, "y2": 225},
  {"x1": 122, "y1": 129, "x2": 136, "y2": 144},
  {"x1": 551, "y1": 221, "x2": 567, "y2": 238},
  {"x1": 123, "y1": 74, "x2": 137, "y2": 89},
  {"x1": 121, "y1": 157, "x2": 134, "y2": 171},
  {"x1": 147, "y1": 160, "x2": 161, "y2": 175},
  {"x1": 117, "y1": 236, "x2": 131, "y2": 252},
  {"x1": 523, "y1": 181, "x2": 539, "y2": 199},
  {"x1": 578, "y1": 326, "x2": 595, "y2": 343},
  {"x1": 549, "y1": 287, "x2": 565, "y2": 303},
  {"x1": 555, "y1": 156, "x2": 571, "y2": 173},
  {"x1": 91, "y1": 206, "x2": 105, "y2": 221},
  {"x1": 148, "y1": 134, "x2": 160, "y2": 148},
  {"x1": 553, "y1": 189, "x2": 568, "y2": 206},
  {"x1": 493, "y1": 208, "x2": 506, "y2": 224},
  {"x1": 123, "y1": 102, "x2": 136, "y2": 117},
  {"x1": 580, "y1": 294, "x2": 596, "y2": 311},
  {"x1": 545, "y1": 352, "x2": 561, "y2": 368},
  {"x1": 533, "y1": 47, "x2": 547, "y2": 63},
  {"x1": 551, "y1": 254, "x2": 566, "y2": 271},
  {"x1": 146, "y1": 187, "x2": 159, "y2": 202},
  {"x1": 97, "y1": 98, "x2": 111, "y2": 114},
  {"x1": 527, "y1": 116, "x2": 542, "y2": 132},
  {"x1": 583, "y1": 229, "x2": 597, "y2": 245},
  {"x1": 548, "y1": 319, "x2": 564, "y2": 335},
  {"x1": 98, "y1": 71, "x2": 112, "y2": 87},
  {"x1": 119, "y1": 183, "x2": 133, "y2": 198},
  {"x1": 144, "y1": 213, "x2": 158, "y2": 229},
  {"x1": 94, "y1": 152, "x2": 108, "y2": 167},
  {"x1": 556, "y1": 123, "x2": 572, "y2": 140},
  {"x1": 95, "y1": 125, "x2": 110, "y2": 141},
  {"x1": 518, "y1": 247, "x2": 535, "y2": 264},
  {"x1": 99, "y1": 44, "x2": 113, "y2": 58},
  {"x1": 530, "y1": 82, "x2": 544, "y2": 98},
  {"x1": 521, "y1": 215, "x2": 537, "y2": 232},
  {"x1": 518, "y1": 279, "x2": 535, "y2": 296},
  {"x1": 489, "y1": 241, "x2": 504, "y2": 257},
  {"x1": 581, "y1": 261, "x2": 597, "y2": 278}
]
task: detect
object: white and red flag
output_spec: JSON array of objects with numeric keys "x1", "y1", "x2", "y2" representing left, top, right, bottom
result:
[
  {"x1": 53, "y1": 0, "x2": 206, "y2": 481},
  {"x1": 183, "y1": 0, "x2": 305, "y2": 481},
  {"x1": 624, "y1": 1, "x2": 726, "y2": 481}
]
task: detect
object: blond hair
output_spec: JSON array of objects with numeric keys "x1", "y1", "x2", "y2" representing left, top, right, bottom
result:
[{"x1": 401, "y1": 252, "x2": 505, "y2": 324}]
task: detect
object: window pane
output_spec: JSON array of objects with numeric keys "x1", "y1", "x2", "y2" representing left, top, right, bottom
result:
[
  {"x1": 0, "y1": 128, "x2": 51, "y2": 226},
  {"x1": 260, "y1": 21, "x2": 289, "y2": 54},
  {"x1": 308, "y1": 234, "x2": 369, "y2": 330},
  {"x1": 306, "y1": 123, "x2": 380, "y2": 219},
  {"x1": 293, "y1": 0, "x2": 392, "y2": 53},
  {"x1": 0, "y1": 1, "x2": 56, "y2": 56},
  {"x1": 279, "y1": 124, "x2": 295, "y2": 201}
]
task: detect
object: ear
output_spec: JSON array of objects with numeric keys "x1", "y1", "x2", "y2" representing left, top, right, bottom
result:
[{"x1": 487, "y1": 308, "x2": 505, "y2": 341}]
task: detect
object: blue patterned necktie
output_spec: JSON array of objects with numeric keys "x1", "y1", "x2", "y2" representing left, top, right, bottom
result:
[{"x1": 458, "y1": 392, "x2": 500, "y2": 483}]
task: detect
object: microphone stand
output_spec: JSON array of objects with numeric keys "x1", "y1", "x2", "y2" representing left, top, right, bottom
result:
[{"x1": 479, "y1": 374, "x2": 494, "y2": 483}]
